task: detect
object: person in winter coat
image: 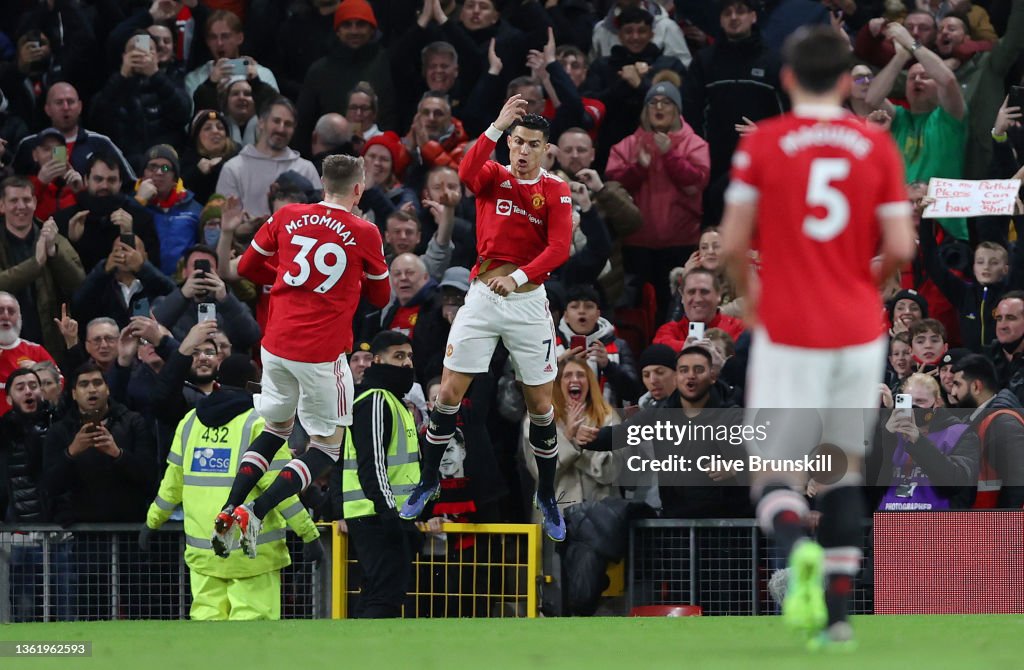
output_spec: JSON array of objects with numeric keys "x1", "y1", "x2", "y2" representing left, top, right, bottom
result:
[
  {"x1": 42, "y1": 360, "x2": 157, "y2": 524},
  {"x1": 873, "y1": 373, "x2": 979, "y2": 510},
  {"x1": 555, "y1": 284, "x2": 640, "y2": 406},
  {"x1": 140, "y1": 355, "x2": 322, "y2": 621},
  {"x1": 584, "y1": 7, "x2": 688, "y2": 169},
  {"x1": 523, "y1": 357, "x2": 620, "y2": 523},
  {"x1": 91, "y1": 32, "x2": 192, "y2": 173},
  {"x1": 133, "y1": 144, "x2": 203, "y2": 276},
  {"x1": 180, "y1": 110, "x2": 240, "y2": 206},
  {"x1": 950, "y1": 354, "x2": 1024, "y2": 508},
  {"x1": 919, "y1": 218, "x2": 1023, "y2": 352},
  {"x1": 295, "y1": 0, "x2": 397, "y2": 156},
  {"x1": 682, "y1": 0, "x2": 785, "y2": 226},
  {"x1": 215, "y1": 97, "x2": 323, "y2": 218},
  {"x1": 590, "y1": 0, "x2": 691, "y2": 65},
  {"x1": 606, "y1": 80, "x2": 710, "y2": 319}
]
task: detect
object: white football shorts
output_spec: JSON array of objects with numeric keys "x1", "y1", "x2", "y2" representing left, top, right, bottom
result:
[
  {"x1": 444, "y1": 280, "x2": 558, "y2": 386},
  {"x1": 254, "y1": 348, "x2": 354, "y2": 437}
]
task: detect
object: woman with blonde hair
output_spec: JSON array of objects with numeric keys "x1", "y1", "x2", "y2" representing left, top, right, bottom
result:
[
  {"x1": 873, "y1": 373, "x2": 979, "y2": 510},
  {"x1": 522, "y1": 358, "x2": 621, "y2": 520}
]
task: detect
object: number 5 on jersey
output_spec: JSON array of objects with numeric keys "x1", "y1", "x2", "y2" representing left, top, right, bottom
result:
[
  {"x1": 283, "y1": 234, "x2": 349, "y2": 293},
  {"x1": 803, "y1": 158, "x2": 850, "y2": 242}
]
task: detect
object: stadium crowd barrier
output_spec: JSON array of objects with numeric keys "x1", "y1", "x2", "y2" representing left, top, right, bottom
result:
[
  {"x1": 4, "y1": 513, "x2": 1021, "y2": 621},
  {"x1": 0, "y1": 523, "x2": 326, "y2": 623}
]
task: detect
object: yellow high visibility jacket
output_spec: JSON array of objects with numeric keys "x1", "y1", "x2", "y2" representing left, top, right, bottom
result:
[
  {"x1": 146, "y1": 406, "x2": 319, "y2": 579},
  {"x1": 341, "y1": 388, "x2": 419, "y2": 519}
]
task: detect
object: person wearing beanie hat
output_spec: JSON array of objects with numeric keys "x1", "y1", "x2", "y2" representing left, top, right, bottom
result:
[
  {"x1": 182, "y1": 109, "x2": 239, "y2": 204},
  {"x1": 334, "y1": 0, "x2": 378, "y2": 33},
  {"x1": 359, "y1": 132, "x2": 418, "y2": 225},
  {"x1": 556, "y1": 283, "x2": 641, "y2": 407},
  {"x1": 606, "y1": 89, "x2": 710, "y2": 318},
  {"x1": 888, "y1": 288, "x2": 928, "y2": 334},
  {"x1": 638, "y1": 343, "x2": 679, "y2": 408},
  {"x1": 141, "y1": 345, "x2": 323, "y2": 620},
  {"x1": 294, "y1": 0, "x2": 395, "y2": 158},
  {"x1": 136, "y1": 143, "x2": 204, "y2": 275},
  {"x1": 199, "y1": 199, "x2": 224, "y2": 248}
]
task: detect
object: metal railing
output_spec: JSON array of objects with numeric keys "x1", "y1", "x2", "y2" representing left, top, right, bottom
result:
[
  {"x1": 627, "y1": 519, "x2": 873, "y2": 615},
  {"x1": 331, "y1": 522, "x2": 544, "y2": 618},
  {"x1": 0, "y1": 523, "x2": 327, "y2": 623}
]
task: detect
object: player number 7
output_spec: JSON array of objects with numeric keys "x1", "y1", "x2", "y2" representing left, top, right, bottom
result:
[
  {"x1": 283, "y1": 234, "x2": 349, "y2": 293},
  {"x1": 803, "y1": 158, "x2": 850, "y2": 242}
]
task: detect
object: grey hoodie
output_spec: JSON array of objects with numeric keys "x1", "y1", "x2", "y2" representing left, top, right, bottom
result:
[{"x1": 215, "y1": 144, "x2": 322, "y2": 217}]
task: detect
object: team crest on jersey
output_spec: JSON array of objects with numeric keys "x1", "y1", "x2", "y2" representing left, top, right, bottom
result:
[
  {"x1": 532, "y1": 194, "x2": 545, "y2": 209},
  {"x1": 446, "y1": 344, "x2": 454, "y2": 357},
  {"x1": 409, "y1": 313, "x2": 418, "y2": 325}
]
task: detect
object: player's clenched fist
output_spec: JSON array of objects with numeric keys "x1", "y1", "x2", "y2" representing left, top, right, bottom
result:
[
  {"x1": 494, "y1": 94, "x2": 528, "y2": 132},
  {"x1": 486, "y1": 275, "x2": 517, "y2": 296}
]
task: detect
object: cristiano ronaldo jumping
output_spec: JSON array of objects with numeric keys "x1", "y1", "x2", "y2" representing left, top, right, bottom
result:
[{"x1": 399, "y1": 95, "x2": 573, "y2": 541}]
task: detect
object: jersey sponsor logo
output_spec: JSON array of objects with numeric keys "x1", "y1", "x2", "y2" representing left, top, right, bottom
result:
[
  {"x1": 446, "y1": 344, "x2": 454, "y2": 357},
  {"x1": 532, "y1": 194, "x2": 546, "y2": 209},
  {"x1": 496, "y1": 199, "x2": 545, "y2": 224},
  {"x1": 191, "y1": 447, "x2": 232, "y2": 473},
  {"x1": 560, "y1": 196, "x2": 571, "y2": 204},
  {"x1": 500, "y1": 180, "x2": 512, "y2": 189}
]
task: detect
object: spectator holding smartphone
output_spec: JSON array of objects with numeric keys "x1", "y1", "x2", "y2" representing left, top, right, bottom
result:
[{"x1": 151, "y1": 245, "x2": 260, "y2": 352}]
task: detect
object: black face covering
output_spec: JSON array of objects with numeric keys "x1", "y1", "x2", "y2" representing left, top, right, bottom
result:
[{"x1": 376, "y1": 363, "x2": 415, "y2": 396}]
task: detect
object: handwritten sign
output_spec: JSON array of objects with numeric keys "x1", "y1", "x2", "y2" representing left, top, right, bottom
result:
[{"x1": 922, "y1": 178, "x2": 1021, "y2": 218}]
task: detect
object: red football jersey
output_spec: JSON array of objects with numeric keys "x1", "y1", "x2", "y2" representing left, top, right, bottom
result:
[
  {"x1": 458, "y1": 127, "x2": 572, "y2": 284},
  {"x1": 241, "y1": 201, "x2": 389, "y2": 363},
  {"x1": 0, "y1": 339, "x2": 55, "y2": 413},
  {"x1": 728, "y1": 107, "x2": 910, "y2": 348}
]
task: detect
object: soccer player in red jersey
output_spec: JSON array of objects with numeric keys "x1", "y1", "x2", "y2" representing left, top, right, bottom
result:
[
  {"x1": 720, "y1": 28, "x2": 916, "y2": 647},
  {"x1": 400, "y1": 95, "x2": 573, "y2": 541},
  {"x1": 211, "y1": 155, "x2": 390, "y2": 558}
]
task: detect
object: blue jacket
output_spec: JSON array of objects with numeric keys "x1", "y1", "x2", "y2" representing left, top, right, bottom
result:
[{"x1": 145, "y1": 189, "x2": 202, "y2": 276}]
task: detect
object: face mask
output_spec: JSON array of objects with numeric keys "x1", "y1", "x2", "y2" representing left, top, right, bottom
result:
[{"x1": 204, "y1": 227, "x2": 221, "y2": 247}]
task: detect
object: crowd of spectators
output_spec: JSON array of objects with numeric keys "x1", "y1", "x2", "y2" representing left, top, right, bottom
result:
[{"x1": 0, "y1": 0, "x2": 1023, "y2": 618}]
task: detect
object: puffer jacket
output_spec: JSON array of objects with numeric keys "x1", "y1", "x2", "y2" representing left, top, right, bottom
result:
[
  {"x1": 0, "y1": 405, "x2": 57, "y2": 522},
  {"x1": 605, "y1": 121, "x2": 710, "y2": 249}
]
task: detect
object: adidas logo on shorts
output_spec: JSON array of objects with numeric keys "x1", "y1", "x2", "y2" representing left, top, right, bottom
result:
[
  {"x1": 544, "y1": 363, "x2": 553, "y2": 372},
  {"x1": 500, "y1": 180, "x2": 512, "y2": 189}
]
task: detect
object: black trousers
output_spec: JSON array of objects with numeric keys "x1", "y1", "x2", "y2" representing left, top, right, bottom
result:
[{"x1": 347, "y1": 516, "x2": 417, "y2": 619}]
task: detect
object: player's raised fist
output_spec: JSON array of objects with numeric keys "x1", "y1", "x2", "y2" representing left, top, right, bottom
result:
[{"x1": 494, "y1": 94, "x2": 528, "y2": 132}]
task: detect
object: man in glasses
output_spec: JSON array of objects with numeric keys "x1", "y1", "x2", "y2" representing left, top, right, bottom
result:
[{"x1": 134, "y1": 144, "x2": 203, "y2": 275}]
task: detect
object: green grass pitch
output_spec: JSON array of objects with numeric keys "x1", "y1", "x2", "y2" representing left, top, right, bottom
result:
[{"x1": 2, "y1": 615, "x2": 1021, "y2": 669}]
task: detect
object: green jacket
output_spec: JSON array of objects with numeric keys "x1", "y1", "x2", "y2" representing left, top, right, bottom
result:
[
  {"x1": 0, "y1": 221, "x2": 85, "y2": 354},
  {"x1": 147, "y1": 401, "x2": 319, "y2": 579}
]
